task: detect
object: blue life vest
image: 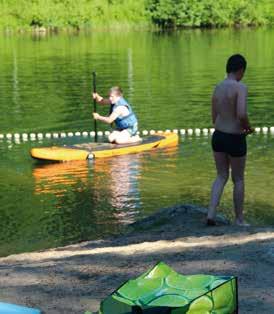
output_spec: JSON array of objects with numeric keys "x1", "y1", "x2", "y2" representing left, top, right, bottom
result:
[{"x1": 111, "y1": 97, "x2": 138, "y2": 130}]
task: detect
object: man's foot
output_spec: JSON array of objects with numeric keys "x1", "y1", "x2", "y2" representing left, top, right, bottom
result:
[
  {"x1": 206, "y1": 207, "x2": 217, "y2": 226},
  {"x1": 235, "y1": 220, "x2": 250, "y2": 227},
  {"x1": 206, "y1": 218, "x2": 217, "y2": 226}
]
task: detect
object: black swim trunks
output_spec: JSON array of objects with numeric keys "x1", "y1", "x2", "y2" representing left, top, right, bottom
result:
[{"x1": 212, "y1": 129, "x2": 247, "y2": 157}]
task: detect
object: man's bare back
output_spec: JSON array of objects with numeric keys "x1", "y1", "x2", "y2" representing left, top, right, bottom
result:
[{"x1": 212, "y1": 78, "x2": 248, "y2": 134}]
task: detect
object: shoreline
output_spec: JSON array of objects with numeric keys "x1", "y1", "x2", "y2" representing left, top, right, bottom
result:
[
  {"x1": 0, "y1": 204, "x2": 274, "y2": 313},
  {"x1": 1, "y1": 24, "x2": 274, "y2": 36}
]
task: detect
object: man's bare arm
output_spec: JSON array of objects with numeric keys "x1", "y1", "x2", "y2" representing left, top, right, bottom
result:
[
  {"x1": 211, "y1": 93, "x2": 218, "y2": 124},
  {"x1": 93, "y1": 110, "x2": 119, "y2": 124},
  {"x1": 93, "y1": 93, "x2": 111, "y2": 105},
  {"x1": 236, "y1": 84, "x2": 252, "y2": 132}
]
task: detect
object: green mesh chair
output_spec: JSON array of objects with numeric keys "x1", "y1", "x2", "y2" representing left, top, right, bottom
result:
[{"x1": 99, "y1": 262, "x2": 238, "y2": 314}]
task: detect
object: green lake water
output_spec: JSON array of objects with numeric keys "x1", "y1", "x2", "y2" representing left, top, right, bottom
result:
[{"x1": 0, "y1": 28, "x2": 274, "y2": 256}]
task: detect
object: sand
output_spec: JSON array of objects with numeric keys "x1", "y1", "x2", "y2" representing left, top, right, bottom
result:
[{"x1": 0, "y1": 204, "x2": 274, "y2": 314}]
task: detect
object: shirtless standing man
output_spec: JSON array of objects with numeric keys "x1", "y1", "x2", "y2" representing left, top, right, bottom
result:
[{"x1": 207, "y1": 54, "x2": 253, "y2": 226}]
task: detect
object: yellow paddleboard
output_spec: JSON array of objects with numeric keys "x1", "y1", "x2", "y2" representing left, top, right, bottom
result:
[{"x1": 30, "y1": 132, "x2": 178, "y2": 161}]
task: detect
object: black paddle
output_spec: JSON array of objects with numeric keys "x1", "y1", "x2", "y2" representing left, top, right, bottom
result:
[{"x1": 92, "y1": 71, "x2": 98, "y2": 142}]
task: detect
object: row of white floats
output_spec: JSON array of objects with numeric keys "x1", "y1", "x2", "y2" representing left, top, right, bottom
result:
[{"x1": 0, "y1": 126, "x2": 273, "y2": 141}]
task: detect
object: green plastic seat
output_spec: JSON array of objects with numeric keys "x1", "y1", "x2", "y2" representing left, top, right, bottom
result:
[{"x1": 98, "y1": 262, "x2": 238, "y2": 314}]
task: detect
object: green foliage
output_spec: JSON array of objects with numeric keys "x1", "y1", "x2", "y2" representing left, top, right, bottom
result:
[
  {"x1": 0, "y1": 0, "x2": 148, "y2": 30},
  {"x1": 146, "y1": 0, "x2": 274, "y2": 27},
  {"x1": 0, "y1": 0, "x2": 274, "y2": 29}
]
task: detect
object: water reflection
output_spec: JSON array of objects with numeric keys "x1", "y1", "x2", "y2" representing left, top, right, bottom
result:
[
  {"x1": 93, "y1": 155, "x2": 141, "y2": 223},
  {"x1": 33, "y1": 154, "x2": 142, "y2": 224},
  {"x1": 33, "y1": 160, "x2": 89, "y2": 196}
]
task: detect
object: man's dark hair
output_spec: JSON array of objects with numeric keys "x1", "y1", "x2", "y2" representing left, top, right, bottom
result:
[{"x1": 226, "y1": 54, "x2": 247, "y2": 73}]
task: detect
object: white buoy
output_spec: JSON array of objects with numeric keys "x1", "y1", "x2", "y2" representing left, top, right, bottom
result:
[
  {"x1": 90, "y1": 131, "x2": 96, "y2": 137},
  {"x1": 60, "y1": 132, "x2": 67, "y2": 138},
  {"x1": 6, "y1": 133, "x2": 12, "y2": 139},
  {"x1": 53, "y1": 133, "x2": 59, "y2": 138},
  {"x1": 270, "y1": 127, "x2": 274, "y2": 134},
  {"x1": 172, "y1": 129, "x2": 178, "y2": 134},
  {"x1": 210, "y1": 128, "x2": 215, "y2": 134},
  {"x1": 68, "y1": 132, "x2": 73, "y2": 137},
  {"x1": 187, "y1": 129, "x2": 193, "y2": 135},
  {"x1": 157, "y1": 130, "x2": 163, "y2": 134},
  {"x1": 37, "y1": 133, "x2": 43, "y2": 139},
  {"x1": 104, "y1": 131, "x2": 110, "y2": 136},
  {"x1": 0, "y1": 134, "x2": 4, "y2": 139},
  {"x1": 22, "y1": 133, "x2": 28, "y2": 140},
  {"x1": 150, "y1": 130, "x2": 156, "y2": 135},
  {"x1": 165, "y1": 129, "x2": 171, "y2": 133},
  {"x1": 195, "y1": 128, "x2": 201, "y2": 135},
  {"x1": 75, "y1": 132, "x2": 81, "y2": 136},
  {"x1": 255, "y1": 127, "x2": 261, "y2": 133},
  {"x1": 262, "y1": 127, "x2": 268, "y2": 134},
  {"x1": 142, "y1": 130, "x2": 148, "y2": 135},
  {"x1": 82, "y1": 131, "x2": 88, "y2": 137},
  {"x1": 14, "y1": 133, "x2": 20, "y2": 139},
  {"x1": 180, "y1": 129, "x2": 186, "y2": 135},
  {"x1": 30, "y1": 134, "x2": 36, "y2": 141},
  {"x1": 45, "y1": 133, "x2": 52, "y2": 138},
  {"x1": 98, "y1": 131, "x2": 103, "y2": 136},
  {"x1": 202, "y1": 128, "x2": 209, "y2": 135}
]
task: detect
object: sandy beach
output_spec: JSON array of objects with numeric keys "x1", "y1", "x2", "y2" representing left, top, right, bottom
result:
[{"x1": 0, "y1": 204, "x2": 274, "y2": 314}]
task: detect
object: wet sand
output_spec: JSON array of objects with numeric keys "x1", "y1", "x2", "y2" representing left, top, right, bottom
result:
[{"x1": 0, "y1": 205, "x2": 274, "y2": 314}]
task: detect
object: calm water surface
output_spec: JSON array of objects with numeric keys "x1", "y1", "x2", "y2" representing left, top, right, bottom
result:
[{"x1": 0, "y1": 28, "x2": 274, "y2": 256}]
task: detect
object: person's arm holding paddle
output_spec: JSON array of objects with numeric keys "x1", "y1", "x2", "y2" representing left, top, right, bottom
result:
[
  {"x1": 93, "y1": 106, "x2": 124, "y2": 124},
  {"x1": 93, "y1": 93, "x2": 111, "y2": 105}
]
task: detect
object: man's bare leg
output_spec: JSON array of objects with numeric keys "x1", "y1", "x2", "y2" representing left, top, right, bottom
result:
[
  {"x1": 208, "y1": 152, "x2": 230, "y2": 222},
  {"x1": 230, "y1": 156, "x2": 249, "y2": 226},
  {"x1": 115, "y1": 130, "x2": 141, "y2": 144},
  {"x1": 108, "y1": 131, "x2": 120, "y2": 143}
]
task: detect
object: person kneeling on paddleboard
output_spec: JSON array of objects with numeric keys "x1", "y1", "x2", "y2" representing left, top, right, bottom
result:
[{"x1": 92, "y1": 86, "x2": 141, "y2": 144}]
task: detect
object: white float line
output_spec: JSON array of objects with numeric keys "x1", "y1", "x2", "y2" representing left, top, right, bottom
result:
[{"x1": 1, "y1": 127, "x2": 274, "y2": 142}]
